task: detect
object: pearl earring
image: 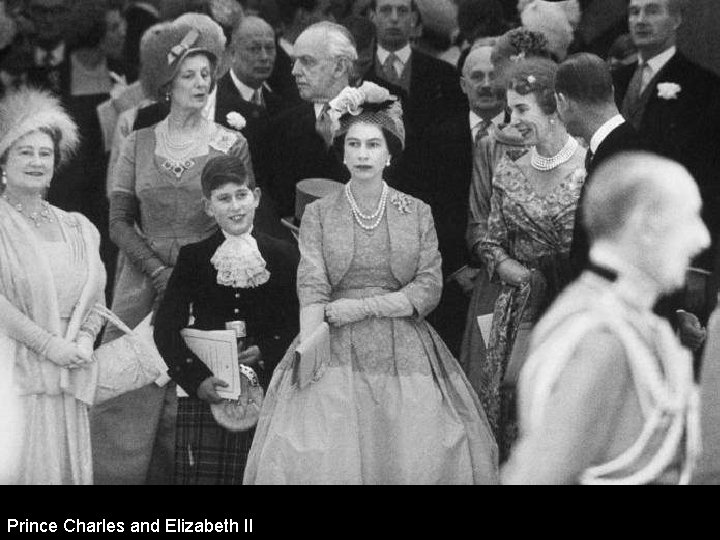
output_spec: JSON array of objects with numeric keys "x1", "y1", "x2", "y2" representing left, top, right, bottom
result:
[
  {"x1": 386, "y1": 159, "x2": 391, "y2": 167},
  {"x1": 1, "y1": 169, "x2": 6, "y2": 186}
]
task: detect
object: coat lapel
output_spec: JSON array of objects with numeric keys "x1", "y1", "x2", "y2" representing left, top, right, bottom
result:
[
  {"x1": 386, "y1": 188, "x2": 420, "y2": 284},
  {"x1": 324, "y1": 191, "x2": 355, "y2": 285}
]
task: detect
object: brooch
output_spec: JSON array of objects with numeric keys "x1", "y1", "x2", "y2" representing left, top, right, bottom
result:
[{"x1": 390, "y1": 192, "x2": 412, "y2": 215}]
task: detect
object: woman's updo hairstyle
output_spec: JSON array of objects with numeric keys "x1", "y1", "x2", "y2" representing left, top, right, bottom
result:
[{"x1": 504, "y1": 57, "x2": 559, "y2": 115}]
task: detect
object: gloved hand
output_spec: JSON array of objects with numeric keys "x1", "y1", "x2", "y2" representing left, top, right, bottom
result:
[
  {"x1": 325, "y1": 299, "x2": 367, "y2": 327},
  {"x1": 75, "y1": 332, "x2": 95, "y2": 363},
  {"x1": 361, "y1": 292, "x2": 414, "y2": 319},
  {"x1": 45, "y1": 337, "x2": 90, "y2": 370}
]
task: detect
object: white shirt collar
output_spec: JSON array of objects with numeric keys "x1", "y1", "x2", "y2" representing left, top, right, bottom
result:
[
  {"x1": 590, "y1": 114, "x2": 625, "y2": 154},
  {"x1": 229, "y1": 69, "x2": 263, "y2": 102},
  {"x1": 34, "y1": 42, "x2": 65, "y2": 67},
  {"x1": 640, "y1": 45, "x2": 676, "y2": 76},
  {"x1": 279, "y1": 37, "x2": 294, "y2": 58},
  {"x1": 377, "y1": 44, "x2": 412, "y2": 67},
  {"x1": 132, "y1": 1, "x2": 161, "y2": 18}
]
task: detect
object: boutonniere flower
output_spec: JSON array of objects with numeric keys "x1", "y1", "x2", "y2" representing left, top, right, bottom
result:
[
  {"x1": 657, "y1": 82, "x2": 682, "y2": 100},
  {"x1": 390, "y1": 192, "x2": 412, "y2": 215},
  {"x1": 226, "y1": 111, "x2": 247, "y2": 130}
]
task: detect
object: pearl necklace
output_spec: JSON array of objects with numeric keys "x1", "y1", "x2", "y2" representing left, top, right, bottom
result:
[
  {"x1": 2, "y1": 194, "x2": 53, "y2": 227},
  {"x1": 345, "y1": 182, "x2": 389, "y2": 231},
  {"x1": 530, "y1": 137, "x2": 579, "y2": 171}
]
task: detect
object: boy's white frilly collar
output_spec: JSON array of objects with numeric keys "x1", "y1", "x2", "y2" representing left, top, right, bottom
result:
[{"x1": 211, "y1": 228, "x2": 270, "y2": 289}]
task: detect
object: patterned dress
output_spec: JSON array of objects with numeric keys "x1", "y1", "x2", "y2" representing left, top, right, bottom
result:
[
  {"x1": 479, "y1": 154, "x2": 585, "y2": 460},
  {"x1": 244, "y1": 192, "x2": 499, "y2": 484}
]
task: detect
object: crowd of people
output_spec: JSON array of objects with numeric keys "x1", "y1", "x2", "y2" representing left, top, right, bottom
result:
[{"x1": 1, "y1": 0, "x2": 720, "y2": 485}]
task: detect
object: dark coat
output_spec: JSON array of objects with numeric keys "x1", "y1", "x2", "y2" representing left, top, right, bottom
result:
[
  {"x1": 371, "y1": 48, "x2": 467, "y2": 194},
  {"x1": 569, "y1": 121, "x2": 645, "y2": 277},
  {"x1": 153, "y1": 230, "x2": 300, "y2": 394},
  {"x1": 414, "y1": 109, "x2": 473, "y2": 277},
  {"x1": 264, "y1": 102, "x2": 349, "y2": 220},
  {"x1": 614, "y1": 52, "x2": 720, "y2": 267}
]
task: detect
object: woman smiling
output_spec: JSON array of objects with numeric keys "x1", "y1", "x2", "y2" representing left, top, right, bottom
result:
[{"x1": 478, "y1": 57, "x2": 586, "y2": 460}]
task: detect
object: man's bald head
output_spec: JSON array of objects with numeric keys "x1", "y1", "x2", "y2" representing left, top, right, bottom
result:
[
  {"x1": 231, "y1": 16, "x2": 277, "y2": 89},
  {"x1": 584, "y1": 151, "x2": 710, "y2": 292}
]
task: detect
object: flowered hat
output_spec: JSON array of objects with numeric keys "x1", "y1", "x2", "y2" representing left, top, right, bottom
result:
[
  {"x1": 329, "y1": 82, "x2": 406, "y2": 151},
  {"x1": 138, "y1": 14, "x2": 226, "y2": 100},
  {"x1": 0, "y1": 87, "x2": 78, "y2": 167}
]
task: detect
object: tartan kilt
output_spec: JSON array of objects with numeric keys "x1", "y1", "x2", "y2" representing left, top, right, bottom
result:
[{"x1": 175, "y1": 397, "x2": 255, "y2": 485}]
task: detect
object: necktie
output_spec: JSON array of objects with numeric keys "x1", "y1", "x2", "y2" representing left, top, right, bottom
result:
[
  {"x1": 252, "y1": 88, "x2": 264, "y2": 108},
  {"x1": 382, "y1": 53, "x2": 401, "y2": 86},
  {"x1": 315, "y1": 104, "x2": 334, "y2": 148},
  {"x1": 622, "y1": 62, "x2": 652, "y2": 122},
  {"x1": 473, "y1": 121, "x2": 489, "y2": 148}
]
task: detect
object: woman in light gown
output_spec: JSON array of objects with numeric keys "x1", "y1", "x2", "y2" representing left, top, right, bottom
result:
[
  {"x1": 0, "y1": 87, "x2": 161, "y2": 484},
  {"x1": 244, "y1": 92, "x2": 499, "y2": 485}
]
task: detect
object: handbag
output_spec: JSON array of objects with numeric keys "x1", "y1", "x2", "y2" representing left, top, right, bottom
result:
[
  {"x1": 92, "y1": 304, "x2": 169, "y2": 405},
  {"x1": 210, "y1": 364, "x2": 264, "y2": 432}
]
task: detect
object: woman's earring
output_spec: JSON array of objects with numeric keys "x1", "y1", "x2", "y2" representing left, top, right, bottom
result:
[
  {"x1": 386, "y1": 159, "x2": 392, "y2": 167},
  {"x1": 165, "y1": 92, "x2": 171, "y2": 103},
  {"x1": 1, "y1": 169, "x2": 6, "y2": 186}
]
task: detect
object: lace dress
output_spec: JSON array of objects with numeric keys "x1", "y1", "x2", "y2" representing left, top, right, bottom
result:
[
  {"x1": 244, "y1": 216, "x2": 499, "y2": 484},
  {"x1": 19, "y1": 240, "x2": 91, "y2": 485},
  {"x1": 479, "y1": 154, "x2": 585, "y2": 460}
]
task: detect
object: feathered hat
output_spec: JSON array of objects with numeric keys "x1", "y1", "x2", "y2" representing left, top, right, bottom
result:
[
  {"x1": 138, "y1": 14, "x2": 226, "y2": 100},
  {"x1": 329, "y1": 82, "x2": 406, "y2": 151},
  {"x1": 0, "y1": 87, "x2": 79, "y2": 166}
]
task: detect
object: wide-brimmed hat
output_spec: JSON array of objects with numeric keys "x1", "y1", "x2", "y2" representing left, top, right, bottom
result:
[
  {"x1": 0, "y1": 87, "x2": 78, "y2": 167},
  {"x1": 139, "y1": 15, "x2": 225, "y2": 100},
  {"x1": 281, "y1": 178, "x2": 344, "y2": 239}
]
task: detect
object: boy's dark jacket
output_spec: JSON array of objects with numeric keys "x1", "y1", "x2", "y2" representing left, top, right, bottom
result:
[{"x1": 154, "y1": 230, "x2": 300, "y2": 394}]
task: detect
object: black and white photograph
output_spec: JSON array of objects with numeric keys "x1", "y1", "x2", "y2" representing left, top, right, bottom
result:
[{"x1": 1, "y1": 0, "x2": 720, "y2": 490}]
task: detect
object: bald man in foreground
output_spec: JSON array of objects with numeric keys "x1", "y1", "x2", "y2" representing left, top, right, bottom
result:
[{"x1": 502, "y1": 152, "x2": 710, "y2": 485}]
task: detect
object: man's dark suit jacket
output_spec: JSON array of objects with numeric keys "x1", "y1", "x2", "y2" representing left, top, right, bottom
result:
[
  {"x1": 132, "y1": 75, "x2": 293, "y2": 241},
  {"x1": 372, "y1": 48, "x2": 467, "y2": 193},
  {"x1": 264, "y1": 102, "x2": 349, "y2": 219},
  {"x1": 569, "y1": 121, "x2": 644, "y2": 277},
  {"x1": 614, "y1": 52, "x2": 720, "y2": 269},
  {"x1": 153, "y1": 230, "x2": 300, "y2": 393},
  {"x1": 414, "y1": 109, "x2": 474, "y2": 357}
]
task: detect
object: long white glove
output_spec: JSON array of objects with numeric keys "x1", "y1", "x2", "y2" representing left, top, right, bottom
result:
[{"x1": 361, "y1": 292, "x2": 414, "y2": 319}]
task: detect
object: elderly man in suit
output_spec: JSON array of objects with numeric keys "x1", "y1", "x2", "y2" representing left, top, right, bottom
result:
[
  {"x1": 217, "y1": 17, "x2": 291, "y2": 183},
  {"x1": 417, "y1": 44, "x2": 504, "y2": 357},
  {"x1": 370, "y1": 0, "x2": 466, "y2": 193},
  {"x1": 269, "y1": 0, "x2": 334, "y2": 104},
  {"x1": 264, "y1": 21, "x2": 356, "y2": 220},
  {"x1": 555, "y1": 53, "x2": 644, "y2": 276},
  {"x1": 614, "y1": 0, "x2": 720, "y2": 272},
  {"x1": 503, "y1": 152, "x2": 709, "y2": 485}
]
